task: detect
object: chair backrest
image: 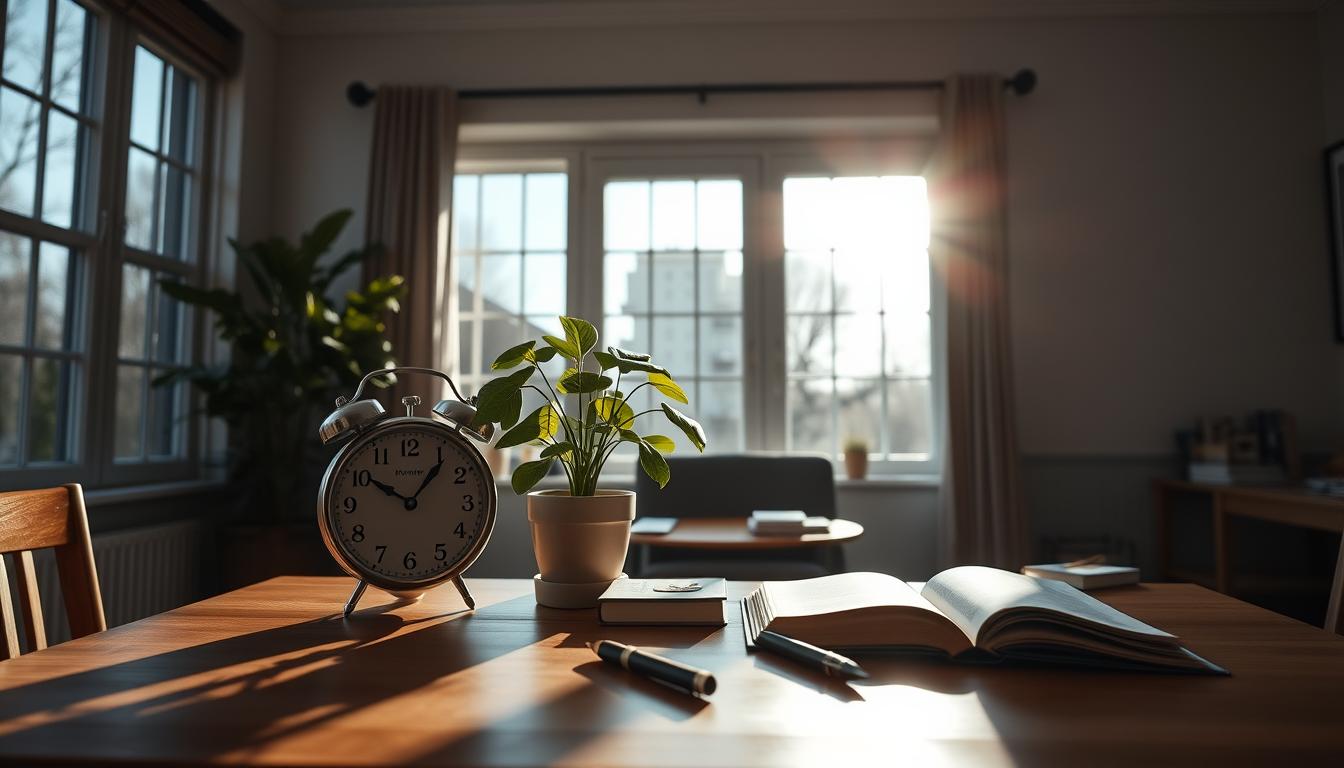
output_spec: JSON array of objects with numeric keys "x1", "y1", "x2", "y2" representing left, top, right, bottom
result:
[
  {"x1": 634, "y1": 455, "x2": 836, "y2": 519},
  {"x1": 0, "y1": 484, "x2": 105, "y2": 659}
]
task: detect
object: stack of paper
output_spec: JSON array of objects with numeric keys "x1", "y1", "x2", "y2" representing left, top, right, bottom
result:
[{"x1": 748, "y1": 510, "x2": 831, "y2": 536}]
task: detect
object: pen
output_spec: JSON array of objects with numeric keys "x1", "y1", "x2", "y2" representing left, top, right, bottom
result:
[
  {"x1": 588, "y1": 639, "x2": 717, "y2": 696},
  {"x1": 755, "y1": 630, "x2": 870, "y2": 680}
]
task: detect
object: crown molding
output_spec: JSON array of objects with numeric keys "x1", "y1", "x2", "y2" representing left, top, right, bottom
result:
[{"x1": 273, "y1": 0, "x2": 1326, "y2": 37}]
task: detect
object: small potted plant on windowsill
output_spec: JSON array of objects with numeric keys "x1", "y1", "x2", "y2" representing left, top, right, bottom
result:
[
  {"x1": 472, "y1": 316, "x2": 706, "y2": 608},
  {"x1": 843, "y1": 437, "x2": 870, "y2": 481}
]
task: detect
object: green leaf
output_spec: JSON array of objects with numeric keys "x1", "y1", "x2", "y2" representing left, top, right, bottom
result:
[
  {"x1": 593, "y1": 351, "x2": 620, "y2": 370},
  {"x1": 611, "y1": 357, "x2": 668, "y2": 376},
  {"x1": 543, "y1": 334, "x2": 580, "y2": 360},
  {"x1": 609, "y1": 346, "x2": 652, "y2": 362},
  {"x1": 558, "y1": 370, "x2": 612, "y2": 395},
  {"x1": 590, "y1": 395, "x2": 635, "y2": 428},
  {"x1": 560, "y1": 316, "x2": 599, "y2": 358},
  {"x1": 491, "y1": 340, "x2": 536, "y2": 370},
  {"x1": 540, "y1": 441, "x2": 575, "y2": 459},
  {"x1": 472, "y1": 367, "x2": 535, "y2": 425},
  {"x1": 660, "y1": 403, "x2": 707, "y2": 452},
  {"x1": 511, "y1": 458, "x2": 554, "y2": 495},
  {"x1": 501, "y1": 390, "x2": 523, "y2": 430},
  {"x1": 158, "y1": 282, "x2": 242, "y2": 317},
  {"x1": 643, "y1": 434, "x2": 676, "y2": 454},
  {"x1": 647, "y1": 371, "x2": 688, "y2": 404},
  {"x1": 300, "y1": 209, "x2": 353, "y2": 267},
  {"x1": 494, "y1": 403, "x2": 560, "y2": 449},
  {"x1": 638, "y1": 440, "x2": 671, "y2": 489},
  {"x1": 526, "y1": 346, "x2": 558, "y2": 363},
  {"x1": 555, "y1": 366, "x2": 578, "y2": 394}
]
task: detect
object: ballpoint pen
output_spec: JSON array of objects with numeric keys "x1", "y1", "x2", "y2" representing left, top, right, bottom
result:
[
  {"x1": 755, "y1": 630, "x2": 870, "y2": 680},
  {"x1": 589, "y1": 639, "x2": 717, "y2": 696}
]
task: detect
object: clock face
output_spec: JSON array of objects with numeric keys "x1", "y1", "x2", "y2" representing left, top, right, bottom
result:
[{"x1": 325, "y1": 422, "x2": 492, "y2": 586}]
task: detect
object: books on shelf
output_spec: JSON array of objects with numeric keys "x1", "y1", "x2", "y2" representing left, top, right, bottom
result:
[
  {"x1": 1188, "y1": 462, "x2": 1285, "y2": 486},
  {"x1": 1022, "y1": 562, "x2": 1140, "y2": 590},
  {"x1": 597, "y1": 578, "x2": 727, "y2": 625},
  {"x1": 741, "y1": 567, "x2": 1225, "y2": 674},
  {"x1": 747, "y1": 510, "x2": 831, "y2": 536}
]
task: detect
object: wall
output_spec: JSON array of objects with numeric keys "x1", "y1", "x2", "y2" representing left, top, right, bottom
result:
[{"x1": 261, "y1": 5, "x2": 1338, "y2": 578}]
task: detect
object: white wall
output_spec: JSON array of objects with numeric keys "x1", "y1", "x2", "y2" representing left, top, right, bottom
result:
[{"x1": 254, "y1": 4, "x2": 1339, "y2": 577}]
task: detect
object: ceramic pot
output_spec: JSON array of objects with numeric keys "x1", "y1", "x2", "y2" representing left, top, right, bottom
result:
[
  {"x1": 528, "y1": 489, "x2": 635, "y2": 608},
  {"x1": 844, "y1": 450, "x2": 869, "y2": 480}
]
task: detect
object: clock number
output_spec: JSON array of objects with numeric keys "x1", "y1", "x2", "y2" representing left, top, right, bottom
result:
[
  {"x1": 373, "y1": 447, "x2": 388, "y2": 465},
  {"x1": 354, "y1": 469, "x2": 372, "y2": 487},
  {"x1": 342, "y1": 496, "x2": 357, "y2": 513},
  {"x1": 403, "y1": 551, "x2": 417, "y2": 570},
  {"x1": 352, "y1": 524, "x2": 365, "y2": 543},
  {"x1": 375, "y1": 545, "x2": 386, "y2": 563},
  {"x1": 435, "y1": 543, "x2": 447, "y2": 560},
  {"x1": 453, "y1": 522, "x2": 466, "y2": 539},
  {"x1": 454, "y1": 466, "x2": 466, "y2": 484},
  {"x1": 401, "y1": 438, "x2": 420, "y2": 457},
  {"x1": 462, "y1": 494, "x2": 474, "y2": 512}
]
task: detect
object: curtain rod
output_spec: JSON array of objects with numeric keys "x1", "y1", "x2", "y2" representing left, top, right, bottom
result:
[{"x1": 345, "y1": 69, "x2": 1036, "y2": 108}]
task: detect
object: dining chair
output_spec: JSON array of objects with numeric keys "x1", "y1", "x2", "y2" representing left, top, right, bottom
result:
[
  {"x1": 0, "y1": 484, "x2": 106, "y2": 659},
  {"x1": 632, "y1": 455, "x2": 839, "y2": 580}
]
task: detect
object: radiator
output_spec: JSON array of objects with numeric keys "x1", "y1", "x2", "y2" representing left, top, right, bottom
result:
[{"x1": 23, "y1": 519, "x2": 209, "y2": 649}]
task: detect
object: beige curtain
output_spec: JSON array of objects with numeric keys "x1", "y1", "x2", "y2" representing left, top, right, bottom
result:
[
  {"x1": 928, "y1": 74, "x2": 1026, "y2": 570},
  {"x1": 364, "y1": 86, "x2": 458, "y2": 406}
]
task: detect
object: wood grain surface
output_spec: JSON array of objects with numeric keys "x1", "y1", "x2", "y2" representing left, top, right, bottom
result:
[
  {"x1": 0, "y1": 577, "x2": 1341, "y2": 766},
  {"x1": 630, "y1": 517, "x2": 864, "y2": 550}
]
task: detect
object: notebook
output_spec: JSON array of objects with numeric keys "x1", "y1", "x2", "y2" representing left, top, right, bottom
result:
[
  {"x1": 1022, "y1": 563, "x2": 1140, "y2": 590},
  {"x1": 598, "y1": 578, "x2": 727, "y2": 625},
  {"x1": 741, "y1": 567, "x2": 1225, "y2": 674}
]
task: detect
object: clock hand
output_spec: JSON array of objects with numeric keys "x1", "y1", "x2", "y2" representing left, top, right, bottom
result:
[
  {"x1": 370, "y1": 477, "x2": 408, "y2": 501},
  {"x1": 411, "y1": 459, "x2": 445, "y2": 500}
]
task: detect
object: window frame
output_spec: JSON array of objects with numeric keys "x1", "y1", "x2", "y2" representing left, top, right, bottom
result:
[{"x1": 455, "y1": 139, "x2": 943, "y2": 478}]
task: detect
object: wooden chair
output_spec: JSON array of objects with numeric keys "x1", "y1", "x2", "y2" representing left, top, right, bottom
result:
[{"x1": 0, "y1": 484, "x2": 105, "y2": 659}]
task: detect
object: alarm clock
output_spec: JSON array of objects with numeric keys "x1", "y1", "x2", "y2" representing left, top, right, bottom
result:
[{"x1": 316, "y1": 366, "x2": 497, "y2": 616}]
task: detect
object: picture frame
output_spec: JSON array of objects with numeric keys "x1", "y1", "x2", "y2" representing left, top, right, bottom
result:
[{"x1": 1326, "y1": 140, "x2": 1344, "y2": 342}]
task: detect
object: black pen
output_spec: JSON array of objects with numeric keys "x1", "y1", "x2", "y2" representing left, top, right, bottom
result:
[
  {"x1": 755, "y1": 630, "x2": 870, "y2": 680},
  {"x1": 589, "y1": 640, "x2": 717, "y2": 696}
]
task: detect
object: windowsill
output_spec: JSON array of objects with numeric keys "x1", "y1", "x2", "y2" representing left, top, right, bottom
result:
[
  {"x1": 492, "y1": 473, "x2": 940, "y2": 492},
  {"x1": 83, "y1": 474, "x2": 228, "y2": 506}
]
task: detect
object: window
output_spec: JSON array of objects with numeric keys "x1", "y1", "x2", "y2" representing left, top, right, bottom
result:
[{"x1": 0, "y1": 1, "x2": 218, "y2": 488}]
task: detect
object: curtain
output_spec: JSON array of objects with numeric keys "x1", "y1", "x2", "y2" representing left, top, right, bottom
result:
[
  {"x1": 364, "y1": 86, "x2": 458, "y2": 406},
  {"x1": 928, "y1": 74, "x2": 1026, "y2": 570}
]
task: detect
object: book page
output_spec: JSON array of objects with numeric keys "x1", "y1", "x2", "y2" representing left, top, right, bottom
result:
[
  {"x1": 920, "y1": 566, "x2": 1174, "y2": 647},
  {"x1": 764, "y1": 572, "x2": 945, "y2": 618}
]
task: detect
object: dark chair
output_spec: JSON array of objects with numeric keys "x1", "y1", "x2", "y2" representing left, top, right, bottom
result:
[{"x1": 632, "y1": 455, "x2": 839, "y2": 580}]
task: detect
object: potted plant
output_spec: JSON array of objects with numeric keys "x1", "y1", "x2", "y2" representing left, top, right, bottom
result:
[
  {"x1": 156, "y1": 210, "x2": 405, "y2": 587},
  {"x1": 472, "y1": 316, "x2": 706, "y2": 608},
  {"x1": 843, "y1": 437, "x2": 870, "y2": 480}
]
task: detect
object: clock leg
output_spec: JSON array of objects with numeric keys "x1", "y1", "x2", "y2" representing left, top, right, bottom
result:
[
  {"x1": 343, "y1": 580, "x2": 369, "y2": 618},
  {"x1": 452, "y1": 575, "x2": 476, "y2": 610}
]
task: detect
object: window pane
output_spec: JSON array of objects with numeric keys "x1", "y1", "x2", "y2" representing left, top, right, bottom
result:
[
  {"x1": 699, "y1": 316, "x2": 740, "y2": 376},
  {"x1": 785, "y1": 250, "x2": 830, "y2": 313},
  {"x1": 787, "y1": 315, "x2": 831, "y2": 376},
  {"x1": 130, "y1": 46, "x2": 163, "y2": 150},
  {"x1": 603, "y1": 315, "x2": 648, "y2": 359},
  {"x1": 452, "y1": 174, "x2": 479, "y2": 251},
  {"x1": 834, "y1": 314, "x2": 882, "y2": 378},
  {"x1": 699, "y1": 250, "x2": 741, "y2": 313},
  {"x1": 115, "y1": 364, "x2": 145, "y2": 459},
  {"x1": 124, "y1": 148, "x2": 157, "y2": 250},
  {"x1": 41, "y1": 108, "x2": 81, "y2": 228},
  {"x1": 153, "y1": 277, "x2": 186, "y2": 364},
  {"x1": 524, "y1": 173, "x2": 566, "y2": 250},
  {"x1": 161, "y1": 66, "x2": 196, "y2": 165},
  {"x1": 788, "y1": 378, "x2": 832, "y2": 455},
  {"x1": 456, "y1": 319, "x2": 475, "y2": 376},
  {"x1": 651, "y1": 180, "x2": 694, "y2": 251},
  {"x1": 604, "y1": 181, "x2": 648, "y2": 251},
  {"x1": 119, "y1": 263, "x2": 150, "y2": 358},
  {"x1": 0, "y1": 354, "x2": 19, "y2": 464},
  {"x1": 696, "y1": 180, "x2": 742, "y2": 250},
  {"x1": 523, "y1": 252, "x2": 564, "y2": 316},
  {"x1": 50, "y1": 0, "x2": 89, "y2": 114},
  {"x1": 884, "y1": 313, "x2": 931, "y2": 378},
  {"x1": 457, "y1": 251, "x2": 477, "y2": 311},
  {"x1": 479, "y1": 317, "x2": 523, "y2": 361},
  {"x1": 651, "y1": 316, "x2": 694, "y2": 379},
  {"x1": 651, "y1": 252, "x2": 694, "y2": 312},
  {"x1": 158, "y1": 164, "x2": 191, "y2": 259},
  {"x1": 834, "y1": 249, "x2": 882, "y2": 313},
  {"x1": 0, "y1": 86, "x2": 41, "y2": 216},
  {"x1": 0, "y1": 233, "x2": 30, "y2": 346},
  {"x1": 604, "y1": 252, "x2": 647, "y2": 315},
  {"x1": 2, "y1": 0, "x2": 48, "y2": 92},
  {"x1": 480, "y1": 174, "x2": 522, "y2": 250},
  {"x1": 148, "y1": 374, "x2": 183, "y2": 457},
  {"x1": 837, "y1": 378, "x2": 881, "y2": 454},
  {"x1": 28, "y1": 356, "x2": 74, "y2": 462},
  {"x1": 887, "y1": 379, "x2": 933, "y2": 456},
  {"x1": 34, "y1": 242, "x2": 75, "y2": 350},
  {"x1": 481, "y1": 252, "x2": 521, "y2": 314},
  {"x1": 783, "y1": 177, "x2": 832, "y2": 251},
  {"x1": 884, "y1": 249, "x2": 930, "y2": 314},
  {"x1": 698, "y1": 380, "x2": 744, "y2": 453}
]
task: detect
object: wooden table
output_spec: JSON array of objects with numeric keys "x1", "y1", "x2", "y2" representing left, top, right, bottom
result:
[
  {"x1": 1, "y1": 577, "x2": 1342, "y2": 766},
  {"x1": 1153, "y1": 479, "x2": 1344, "y2": 633},
  {"x1": 630, "y1": 517, "x2": 863, "y2": 573}
]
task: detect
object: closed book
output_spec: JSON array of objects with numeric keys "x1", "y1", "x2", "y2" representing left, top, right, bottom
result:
[
  {"x1": 598, "y1": 578, "x2": 727, "y2": 626},
  {"x1": 748, "y1": 516, "x2": 831, "y2": 535},
  {"x1": 1022, "y1": 563, "x2": 1140, "y2": 590}
]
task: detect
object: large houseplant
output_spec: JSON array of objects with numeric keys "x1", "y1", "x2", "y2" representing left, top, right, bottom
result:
[
  {"x1": 473, "y1": 315, "x2": 706, "y2": 607},
  {"x1": 158, "y1": 209, "x2": 404, "y2": 530}
]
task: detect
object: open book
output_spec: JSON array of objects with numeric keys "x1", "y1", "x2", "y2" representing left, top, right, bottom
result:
[{"x1": 742, "y1": 567, "x2": 1226, "y2": 674}]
